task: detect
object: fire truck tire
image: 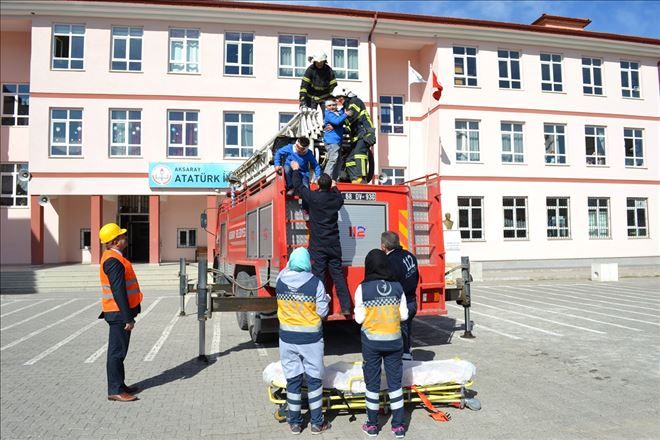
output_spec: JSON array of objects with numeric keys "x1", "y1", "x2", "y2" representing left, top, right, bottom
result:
[{"x1": 235, "y1": 271, "x2": 252, "y2": 331}]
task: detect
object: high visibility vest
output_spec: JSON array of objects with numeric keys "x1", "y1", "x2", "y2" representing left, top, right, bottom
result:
[
  {"x1": 99, "y1": 250, "x2": 143, "y2": 312},
  {"x1": 276, "y1": 273, "x2": 323, "y2": 344},
  {"x1": 360, "y1": 280, "x2": 404, "y2": 350}
]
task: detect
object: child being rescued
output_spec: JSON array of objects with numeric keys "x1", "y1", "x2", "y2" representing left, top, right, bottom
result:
[{"x1": 274, "y1": 136, "x2": 321, "y2": 216}]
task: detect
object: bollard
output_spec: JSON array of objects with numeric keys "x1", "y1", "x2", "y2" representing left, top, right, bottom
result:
[
  {"x1": 178, "y1": 258, "x2": 187, "y2": 316},
  {"x1": 460, "y1": 256, "x2": 475, "y2": 339},
  {"x1": 197, "y1": 258, "x2": 208, "y2": 362}
]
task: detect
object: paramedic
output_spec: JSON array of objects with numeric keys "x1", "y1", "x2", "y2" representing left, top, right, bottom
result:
[
  {"x1": 290, "y1": 161, "x2": 352, "y2": 315},
  {"x1": 381, "y1": 231, "x2": 419, "y2": 361},
  {"x1": 354, "y1": 249, "x2": 408, "y2": 438},
  {"x1": 276, "y1": 247, "x2": 331, "y2": 435}
]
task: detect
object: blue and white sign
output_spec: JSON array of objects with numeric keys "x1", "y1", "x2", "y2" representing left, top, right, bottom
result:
[{"x1": 149, "y1": 162, "x2": 239, "y2": 188}]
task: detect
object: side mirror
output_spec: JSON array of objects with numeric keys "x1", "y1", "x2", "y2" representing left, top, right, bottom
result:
[{"x1": 200, "y1": 213, "x2": 207, "y2": 229}]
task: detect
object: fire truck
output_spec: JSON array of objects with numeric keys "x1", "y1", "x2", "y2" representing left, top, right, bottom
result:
[{"x1": 190, "y1": 108, "x2": 473, "y2": 347}]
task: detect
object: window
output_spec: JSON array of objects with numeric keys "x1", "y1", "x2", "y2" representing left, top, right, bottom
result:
[
  {"x1": 503, "y1": 197, "x2": 527, "y2": 240},
  {"x1": 167, "y1": 110, "x2": 198, "y2": 157},
  {"x1": 224, "y1": 112, "x2": 253, "y2": 158},
  {"x1": 111, "y1": 26, "x2": 143, "y2": 71},
  {"x1": 381, "y1": 168, "x2": 405, "y2": 185},
  {"x1": 498, "y1": 50, "x2": 521, "y2": 89},
  {"x1": 1, "y1": 84, "x2": 29, "y2": 126},
  {"x1": 455, "y1": 120, "x2": 480, "y2": 162},
  {"x1": 544, "y1": 124, "x2": 566, "y2": 164},
  {"x1": 453, "y1": 46, "x2": 478, "y2": 86},
  {"x1": 624, "y1": 128, "x2": 644, "y2": 167},
  {"x1": 620, "y1": 61, "x2": 640, "y2": 98},
  {"x1": 50, "y1": 109, "x2": 82, "y2": 156},
  {"x1": 458, "y1": 197, "x2": 484, "y2": 240},
  {"x1": 177, "y1": 228, "x2": 197, "y2": 248},
  {"x1": 224, "y1": 32, "x2": 253, "y2": 76},
  {"x1": 546, "y1": 197, "x2": 570, "y2": 239},
  {"x1": 588, "y1": 197, "x2": 610, "y2": 238},
  {"x1": 627, "y1": 198, "x2": 648, "y2": 238},
  {"x1": 585, "y1": 126, "x2": 606, "y2": 165},
  {"x1": 278, "y1": 35, "x2": 306, "y2": 77},
  {"x1": 80, "y1": 228, "x2": 91, "y2": 249},
  {"x1": 332, "y1": 38, "x2": 359, "y2": 80},
  {"x1": 582, "y1": 57, "x2": 603, "y2": 95},
  {"x1": 279, "y1": 112, "x2": 295, "y2": 130},
  {"x1": 501, "y1": 122, "x2": 524, "y2": 163},
  {"x1": 540, "y1": 53, "x2": 563, "y2": 92},
  {"x1": 169, "y1": 28, "x2": 199, "y2": 73},
  {"x1": 379, "y1": 96, "x2": 404, "y2": 134},
  {"x1": 52, "y1": 24, "x2": 85, "y2": 70},
  {"x1": 0, "y1": 163, "x2": 28, "y2": 207},
  {"x1": 110, "y1": 110, "x2": 141, "y2": 157}
]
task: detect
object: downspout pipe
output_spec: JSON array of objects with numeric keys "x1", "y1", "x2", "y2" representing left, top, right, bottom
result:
[{"x1": 367, "y1": 12, "x2": 378, "y2": 118}]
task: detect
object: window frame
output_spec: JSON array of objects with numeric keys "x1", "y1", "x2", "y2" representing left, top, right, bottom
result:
[
  {"x1": 546, "y1": 197, "x2": 571, "y2": 239},
  {"x1": 0, "y1": 163, "x2": 29, "y2": 208},
  {"x1": 168, "y1": 28, "x2": 200, "y2": 74},
  {"x1": 109, "y1": 109, "x2": 142, "y2": 157},
  {"x1": 1, "y1": 83, "x2": 30, "y2": 126},
  {"x1": 278, "y1": 34, "x2": 307, "y2": 78},
  {"x1": 502, "y1": 196, "x2": 528, "y2": 240},
  {"x1": 224, "y1": 31, "x2": 254, "y2": 76},
  {"x1": 167, "y1": 110, "x2": 199, "y2": 158},
  {"x1": 497, "y1": 49, "x2": 522, "y2": 90},
  {"x1": 626, "y1": 197, "x2": 649, "y2": 238},
  {"x1": 620, "y1": 60, "x2": 641, "y2": 98},
  {"x1": 624, "y1": 127, "x2": 644, "y2": 167},
  {"x1": 51, "y1": 24, "x2": 85, "y2": 70},
  {"x1": 223, "y1": 111, "x2": 254, "y2": 159},
  {"x1": 332, "y1": 37, "x2": 359, "y2": 80},
  {"x1": 177, "y1": 228, "x2": 197, "y2": 248},
  {"x1": 49, "y1": 108, "x2": 83, "y2": 157},
  {"x1": 455, "y1": 119, "x2": 481, "y2": 162},
  {"x1": 500, "y1": 121, "x2": 524, "y2": 163},
  {"x1": 582, "y1": 56, "x2": 604, "y2": 96},
  {"x1": 588, "y1": 197, "x2": 610, "y2": 239},
  {"x1": 379, "y1": 95, "x2": 405, "y2": 134},
  {"x1": 458, "y1": 196, "x2": 485, "y2": 241},
  {"x1": 110, "y1": 26, "x2": 143, "y2": 72},
  {"x1": 544, "y1": 123, "x2": 567, "y2": 165},
  {"x1": 278, "y1": 112, "x2": 295, "y2": 131},
  {"x1": 540, "y1": 52, "x2": 563, "y2": 92},
  {"x1": 381, "y1": 168, "x2": 406, "y2": 185},
  {"x1": 584, "y1": 125, "x2": 607, "y2": 166},
  {"x1": 453, "y1": 46, "x2": 478, "y2": 87}
]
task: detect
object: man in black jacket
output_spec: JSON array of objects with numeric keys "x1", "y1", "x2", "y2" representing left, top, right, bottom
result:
[
  {"x1": 336, "y1": 91, "x2": 376, "y2": 183},
  {"x1": 290, "y1": 161, "x2": 351, "y2": 315},
  {"x1": 299, "y1": 51, "x2": 337, "y2": 111},
  {"x1": 381, "y1": 231, "x2": 419, "y2": 361}
]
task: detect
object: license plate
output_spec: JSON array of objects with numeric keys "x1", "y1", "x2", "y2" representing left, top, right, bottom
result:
[{"x1": 342, "y1": 192, "x2": 376, "y2": 201}]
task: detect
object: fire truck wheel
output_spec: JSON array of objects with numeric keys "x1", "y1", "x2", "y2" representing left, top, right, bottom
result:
[{"x1": 235, "y1": 271, "x2": 252, "y2": 331}]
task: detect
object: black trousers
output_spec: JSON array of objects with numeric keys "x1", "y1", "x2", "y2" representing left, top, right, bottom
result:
[
  {"x1": 310, "y1": 247, "x2": 351, "y2": 312},
  {"x1": 401, "y1": 299, "x2": 417, "y2": 355},
  {"x1": 106, "y1": 320, "x2": 131, "y2": 395},
  {"x1": 345, "y1": 139, "x2": 372, "y2": 182}
]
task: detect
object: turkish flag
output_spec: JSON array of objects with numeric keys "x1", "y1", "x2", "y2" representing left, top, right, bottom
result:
[{"x1": 432, "y1": 71, "x2": 443, "y2": 101}]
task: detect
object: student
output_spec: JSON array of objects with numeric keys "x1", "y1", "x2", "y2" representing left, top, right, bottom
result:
[
  {"x1": 322, "y1": 98, "x2": 349, "y2": 180},
  {"x1": 274, "y1": 137, "x2": 321, "y2": 216}
]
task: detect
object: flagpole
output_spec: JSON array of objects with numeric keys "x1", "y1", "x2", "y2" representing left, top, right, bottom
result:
[{"x1": 407, "y1": 60, "x2": 412, "y2": 181}]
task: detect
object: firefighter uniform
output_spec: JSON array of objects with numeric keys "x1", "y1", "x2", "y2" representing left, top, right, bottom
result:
[
  {"x1": 342, "y1": 95, "x2": 376, "y2": 183},
  {"x1": 354, "y1": 250, "x2": 409, "y2": 431},
  {"x1": 276, "y1": 248, "x2": 330, "y2": 429},
  {"x1": 299, "y1": 63, "x2": 337, "y2": 110}
]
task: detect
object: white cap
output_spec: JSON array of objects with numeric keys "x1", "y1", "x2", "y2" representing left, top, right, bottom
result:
[{"x1": 308, "y1": 51, "x2": 328, "y2": 63}]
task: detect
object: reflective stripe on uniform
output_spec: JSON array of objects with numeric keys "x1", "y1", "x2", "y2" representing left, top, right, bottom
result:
[
  {"x1": 279, "y1": 323, "x2": 321, "y2": 333},
  {"x1": 362, "y1": 330, "x2": 402, "y2": 341},
  {"x1": 366, "y1": 400, "x2": 380, "y2": 410},
  {"x1": 390, "y1": 399, "x2": 404, "y2": 410},
  {"x1": 365, "y1": 390, "x2": 379, "y2": 400},
  {"x1": 308, "y1": 387, "x2": 323, "y2": 399},
  {"x1": 389, "y1": 389, "x2": 403, "y2": 399},
  {"x1": 287, "y1": 392, "x2": 301, "y2": 400},
  {"x1": 301, "y1": 76, "x2": 311, "y2": 83},
  {"x1": 287, "y1": 402, "x2": 302, "y2": 412}
]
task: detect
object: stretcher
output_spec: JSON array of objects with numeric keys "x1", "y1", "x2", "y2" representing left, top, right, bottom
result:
[{"x1": 263, "y1": 359, "x2": 481, "y2": 422}]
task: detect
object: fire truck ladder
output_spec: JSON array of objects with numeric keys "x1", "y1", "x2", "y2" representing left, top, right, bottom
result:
[{"x1": 408, "y1": 177, "x2": 438, "y2": 265}]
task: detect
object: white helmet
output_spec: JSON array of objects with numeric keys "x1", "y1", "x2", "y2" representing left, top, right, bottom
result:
[
  {"x1": 336, "y1": 87, "x2": 355, "y2": 98},
  {"x1": 308, "y1": 50, "x2": 328, "y2": 63}
]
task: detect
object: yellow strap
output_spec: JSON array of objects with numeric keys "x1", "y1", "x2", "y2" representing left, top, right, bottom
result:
[{"x1": 301, "y1": 76, "x2": 311, "y2": 83}]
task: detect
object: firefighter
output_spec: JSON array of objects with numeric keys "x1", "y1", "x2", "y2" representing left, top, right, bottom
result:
[
  {"x1": 276, "y1": 247, "x2": 331, "y2": 435},
  {"x1": 98, "y1": 222, "x2": 143, "y2": 402},
  {"x1": 381, "y1": 231, "x2": 419, "y2": 361},
  {"x1": 299, "y1": 51, "x2": 337, "y2": 111},
  {"x1": 290, "y1": 161, "x2": 352, "y2": 315},
  {"x1": 354, "y1": 249, "x2": 408, "y2": 438},
  {"x1": 336, "y1": 89, "x2": 376, "y2": 184}
]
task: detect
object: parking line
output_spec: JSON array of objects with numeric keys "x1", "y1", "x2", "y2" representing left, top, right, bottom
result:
[
  {"x1": 0, "y1": 299, "x2": 51, "y2": 318},
  {"x1": 414, "y1": 318, "x2": 476, "y2": 342},
  {"x1": 569, "y1": 284, "x2": 660, "y2": 302},
  {"x1": 1, "y1": 299, "x2": 78, "y2": 331},
  {"x1": 211, "y1": 315, "x2": 221, "y2": 358},
  {"x1": 478, "y1": 292, "x2": 643, "y2": 332},
  {"x1": 84, "y1": 297, "x2": 164, "y2": 364},
  {"x1": 446, "y1": 303, "x2": 563, "y2": 336},
  {"x1": 1, "y1": 302, "x2": 98, "y2": 351},
  {"x1": 546, "y1": 284, "x2": 660, "y2": 305},
  {"x1": 535, "y1": 285, "x2": 660, "y2": 311},
  {"x1": 24, "y1": 320, "x2": 103, "y2": 365},
  {"x1": 473, "y1": 301, "x2": 606, "y2": 334},
  {"x1": 143, "y1": 296, "x2": 189, "y2": 362}
]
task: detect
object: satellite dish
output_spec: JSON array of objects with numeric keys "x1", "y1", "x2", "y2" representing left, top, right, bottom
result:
[
  {"x1": 17, "y1": 169, "x2": 31, "y2": 182},
  {"x1": 378, "y1": 173, "x2": 389, "y2": 184},
  {"x1": 38, "y1": 195, "x2": 50, "y2": 206}
]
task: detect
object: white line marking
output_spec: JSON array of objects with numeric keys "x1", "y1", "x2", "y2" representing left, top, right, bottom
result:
[
  {"x1": 1, "y1": 302, "x2": 98, "y2": 351},
  {"x1": 414, "y1": 318, "x2": 475, "y2": 342},
  {"x1": 472, "y1": 301, "x2": 606, "y2": 334},
  {"x1": 0, "y1": 300, "x2": 19, "y2": 306},
  {"x1": 447, "y1": 304, "x2": 563, "y2": 337},
  {"x1": 255, "y1": 343, "x2": 268, "y2": 357},
  {"x1": 1, "y1": 299, "x2": 78, "y2": 331},
  {"x1": 143, "y1": 297, "x2": 189, "y2": 362},
  {"x1": 501, "y1": 287, "x2": 660, "y2": 327},
  {"x1": 478, "y1": 292, "x2": 643, "y2": 332},
  {"x1": 529, "y1": 285, "x2": 660, "y2": 313},
  {"x1": 84, "y1": 297, "x2": 163, "y2": 364},
  {"x1": 211, "y1": 315, "x2": 222, "y2": 358},
  {"x1": 24, "y1": 320, "x2": 103, "y2": 365},
  {"x1": 465, "y1": 322, "x2": 523, "y2": 340},
  {"x1": 0, "y1": 299, "x2": 51, "y2": 318},
  {"x1": 567, "y1": 284, "x2": 660, "y2": 302}
]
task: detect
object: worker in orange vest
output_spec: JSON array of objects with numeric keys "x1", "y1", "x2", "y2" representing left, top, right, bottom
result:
[{"x1": 98, "y1": 222, "x2": 143, "y2": 402}]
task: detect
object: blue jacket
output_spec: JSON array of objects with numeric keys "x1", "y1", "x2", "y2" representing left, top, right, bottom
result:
[
  {"x1": 323, "y1": 109, "x2": 348, "y2": 145},
  {"x1": 274, "y1": 143, "x2": 322, "y2": 179}
]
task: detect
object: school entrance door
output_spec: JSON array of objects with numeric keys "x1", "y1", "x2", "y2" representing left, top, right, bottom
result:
[{"x1": 118, "y1": 196, "x2": 149, "y2": 262}]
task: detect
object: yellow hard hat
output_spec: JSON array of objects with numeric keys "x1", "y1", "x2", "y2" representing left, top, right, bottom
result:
[{"x1": 99, "y1": 223, "x2": 127, "y2": 244}]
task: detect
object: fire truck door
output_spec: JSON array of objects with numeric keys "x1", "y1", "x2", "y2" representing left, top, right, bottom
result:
[{"x1": 338, "y1": 203, "x2": 387, "y2": 266}]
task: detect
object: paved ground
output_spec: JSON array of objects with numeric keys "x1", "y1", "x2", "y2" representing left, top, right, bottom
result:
[{"x1": 1, "y1": 278, "x2": 659, "y2": 439}]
